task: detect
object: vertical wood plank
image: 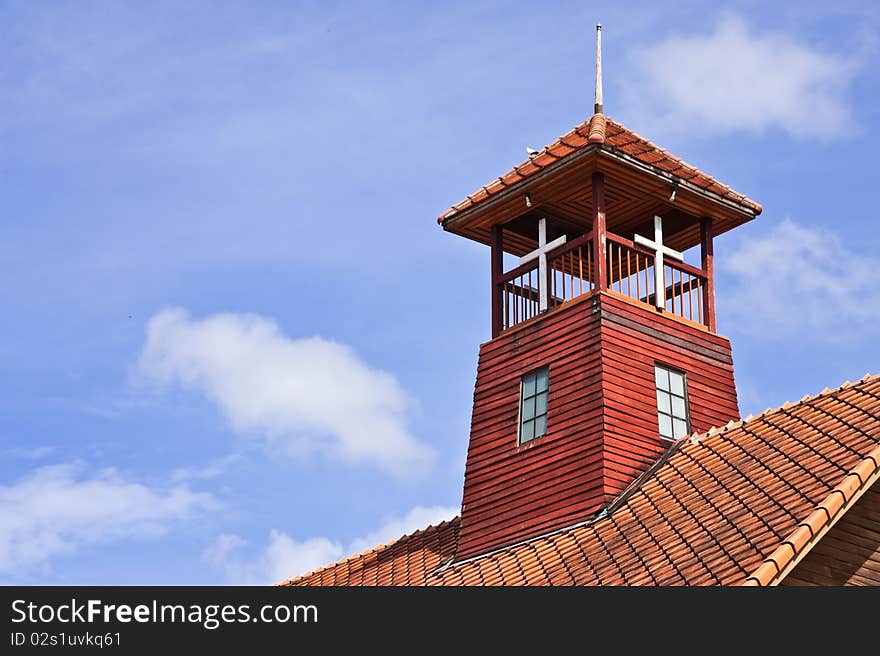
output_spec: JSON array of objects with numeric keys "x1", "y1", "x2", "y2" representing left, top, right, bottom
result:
[
  {"x1": 579, "y1": 247, "x2": 584, "y2": 295},
  {"x1": 626, "y1": 249, "x2": 631, "y2": 298},
  {"x1": 700, "y1": 217, "x2": 716, "y2": 332},
  {"x1": 635, "y1": 253, "x2": 641, "y2": 300},
  {"x1": 617, "y1": 243, "x2": 623, "y2": 294},
  {"x1": 591, "y1": 171, "x2": 608, "y2": 291},
  {"x1": 687, "y1": 274, "x2": 693, "y2": 322},
  {"x1": 491, "y1": 225, "x2": 503, "y2": 338}
]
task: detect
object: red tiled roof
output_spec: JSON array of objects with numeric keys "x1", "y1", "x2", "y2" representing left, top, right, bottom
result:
[
  {"x1": 279, "y1": 517, "x2": 459, "y2": 586},
  {"x1": 437, "y1": 114, "x2": 762, "y2": 225},
  {"x1": 743, "y1": 441, "x2": 880, "y2": 586},
  {"x1": 281, "y1": 374, "x2": 880, "y2": 586}
]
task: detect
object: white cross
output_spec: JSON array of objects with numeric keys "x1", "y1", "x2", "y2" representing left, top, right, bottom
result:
[
  {"x1": 634, "y1": 215, "x2": 683, "y2": 310},
  {"x1": 520, "y1": 217, "x2": 567, "y2": 312}
]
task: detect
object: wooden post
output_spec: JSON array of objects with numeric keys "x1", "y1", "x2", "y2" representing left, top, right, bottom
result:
[
  {"x1": 700, "y1": 217, "x2": 716, "y2": 331},
  {"x1": 591, "y1": 172, "x2": 607, "y2": 291},
  {"x1": 491, "y1": 224, "x2": 503, "y2": 338}
]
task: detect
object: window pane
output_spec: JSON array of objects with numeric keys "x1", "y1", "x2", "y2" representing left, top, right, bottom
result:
[
  {"x1": 522, "y1": 374, "x2": 537, "y2": 398},
  {"x1": 669, "y1": 371, "x2": 685, "y2": 396},
  {"x1": 535, "y1": 368, "x2": 549, "y2": 393},
  {"x1": 520, "y1": 368, "x2": 550, "y2": 444},
  {"x1": 534, "y1": 414, "x2": 547, "y2": 438},
  {"x1": 656, "y1": 390, "x2": 671, "y2": 415},
  {"x1": 535, "y1": 391, "x2": 547, "y2": 417},
  {"x1": 673, "y1": 419, "x2": 688, "y2": 438},
  {"x1": 522, "y1": 396, "x2": 536, "y2": 421},
  {"x1": 658, "y1": 413, "x2": 672, "y2": 437},
  {"x1": 671, "y1": 395, "x2": 686, "y2": 419},
  {"x1": 655, "y1": 366, "x2": 669, "y2": 391},
  {"x1": 521, "y1": 419, "x2": 535, "y2": 442}
]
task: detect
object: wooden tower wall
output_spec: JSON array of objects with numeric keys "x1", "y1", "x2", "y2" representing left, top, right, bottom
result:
[
  {"x1": 457, "y1": 294, "x2": 604, "y2": 560},
  {"x1": 599, "y1": 293, "x2": 740, "y2": 497},
  {"x1": 456, "y1": 291, "x2": 740, "y2": 561}
]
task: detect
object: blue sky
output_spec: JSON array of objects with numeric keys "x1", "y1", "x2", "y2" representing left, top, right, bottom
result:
[{"x1": 1, "y1": 1, "x2": 878, "y2": 584}]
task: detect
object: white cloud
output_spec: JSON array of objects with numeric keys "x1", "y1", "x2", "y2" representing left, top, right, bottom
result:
[
  {"x1": 0, "y1": 462, "x2": 215, "y2": 578},
  {"x1": 208, "y1": 532, "x2": 344, "y2": 586},
  {"x1": 171, "y1": 454, "x2": 243, "y2": 483},
  {"x1": 201, "y1": 533, "x2": 250, "y2": 568},
  {"x1": 721, "y1": 218, "x2": 880, "y2": 340},
  {"x1": 137, "y1": 308, "x2": 434, "y2": 478},
  {"x1": 206, "y1": 505, "x2": 457, "y2": 584},
  {"x1": 625, "y1": 17, "x2": 858, "y2": 139},
  {"x1": 347, "y1": 505, "x2": 458, "y2": 555}
]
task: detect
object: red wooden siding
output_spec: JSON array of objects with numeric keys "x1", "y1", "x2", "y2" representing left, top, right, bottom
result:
[
  {"x1": 599, "y1": 293, "x2": 739, "y2": 497},
  {"x1": 455, "y1": 290, "x2": 739, "y2": 561},
  {"x1": 457, "y1": 294, "x2": 604, "y2": 560}
]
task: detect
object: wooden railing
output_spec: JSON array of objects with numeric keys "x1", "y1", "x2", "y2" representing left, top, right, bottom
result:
[
  {"x1": 498, "y1": 263, "x2": 543, "y2": 329},
  {"x1": 496, "y1": 233, "x2": 594, "y2": 331},
  {"x1": 548, "y1": 233, "x2": 594, "y2": 309},
  {"x1": 495, "y1": 230, "x2": 709, "y2": 333},
  {"x1": 605, "y1": 233, "x2": 707, "y2": 325}
]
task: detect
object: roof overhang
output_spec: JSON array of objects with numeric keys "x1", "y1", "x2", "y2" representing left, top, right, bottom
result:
[{"x1": 440, "y1": 144, "x2": 759, "y2": 256}]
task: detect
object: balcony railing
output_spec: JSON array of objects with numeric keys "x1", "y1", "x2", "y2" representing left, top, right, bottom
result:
[
  {"x1": 494, "y1": 230, "x2": 709, "y2": 333},
  {"x1": 548, "y1": 233, "x2": 594, "y2": 310},
  {"x1": 605, "y1": 233, "x2": 707, "y2": 325},
  {"x1": 497, "y1": 233, "x2": 594, "y2": 331}
]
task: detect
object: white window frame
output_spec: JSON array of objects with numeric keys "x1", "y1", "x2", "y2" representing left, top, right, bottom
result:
[
  {"x1": 518, "y1": 366, "x2": 549, "y2": 445},
  {"x1": 654, "y1": 364, "x2": 690, "y2": 440}
]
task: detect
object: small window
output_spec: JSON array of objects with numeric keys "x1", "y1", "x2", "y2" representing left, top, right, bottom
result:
[
  {"x1": 519, "y1": 367, "x2": 549, "y2": 444},
  {"x1": 654, "y1": 365, "x2": 689, "y2": 439}
]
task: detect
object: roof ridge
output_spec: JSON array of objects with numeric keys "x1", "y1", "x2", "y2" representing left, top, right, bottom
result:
[
  {"x1": 601, "y1": 116, "x2": 761, "y2": 207},
  {"x1": 689, "y1": 372, "x2": 880, "y2": 446},
  {"x1": 437, "y1": 112, "x2": 762, "y2": 224},
  {"x1": 742, "y1": 441, "x2": 880, "y2": 586},
  {"x1": 276, "y1": 516, "x2": 460, "y2": 586},
  {"x1": 436, "y1": 118, "x2": 594, "y2": 223},
  {"x1": 604, "y1": 118, "x2": 715, "y2": 187}
]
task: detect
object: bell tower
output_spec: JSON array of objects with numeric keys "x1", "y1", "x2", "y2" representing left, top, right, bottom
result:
[{"x1": 440, "y1": 26, "x2": 762, "y2": 561}]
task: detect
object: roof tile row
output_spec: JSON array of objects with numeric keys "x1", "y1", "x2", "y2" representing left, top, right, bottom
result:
[{"x1": 438, "y1": 114, "x2": 762, "y2": 224}]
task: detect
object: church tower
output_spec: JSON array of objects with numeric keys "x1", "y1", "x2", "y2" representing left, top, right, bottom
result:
[{"x1": 441, "y1": 26, "x2": 762, "y2": 560}]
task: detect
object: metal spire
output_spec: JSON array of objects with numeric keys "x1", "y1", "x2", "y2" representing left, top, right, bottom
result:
[{"x1": 594, "y1": 23, "x2": 603, "y2": 115}]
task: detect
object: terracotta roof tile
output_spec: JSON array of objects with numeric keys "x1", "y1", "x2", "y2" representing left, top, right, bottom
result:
[
  {"x1": 277, "y1": 518, "x2": 459, "y2": 587},
  {"x1": 742, "y1": 441, "x2": 880, "y2": 586},
  {"x1": 283, "y1": 374, "x2": 880, "y2": 586},
  {"x1": 587, "y1": 113, "x2": 606, "y2": 143},
  {"x1": 437, "y1": 114, "x2": 763, "y2": 224}
]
